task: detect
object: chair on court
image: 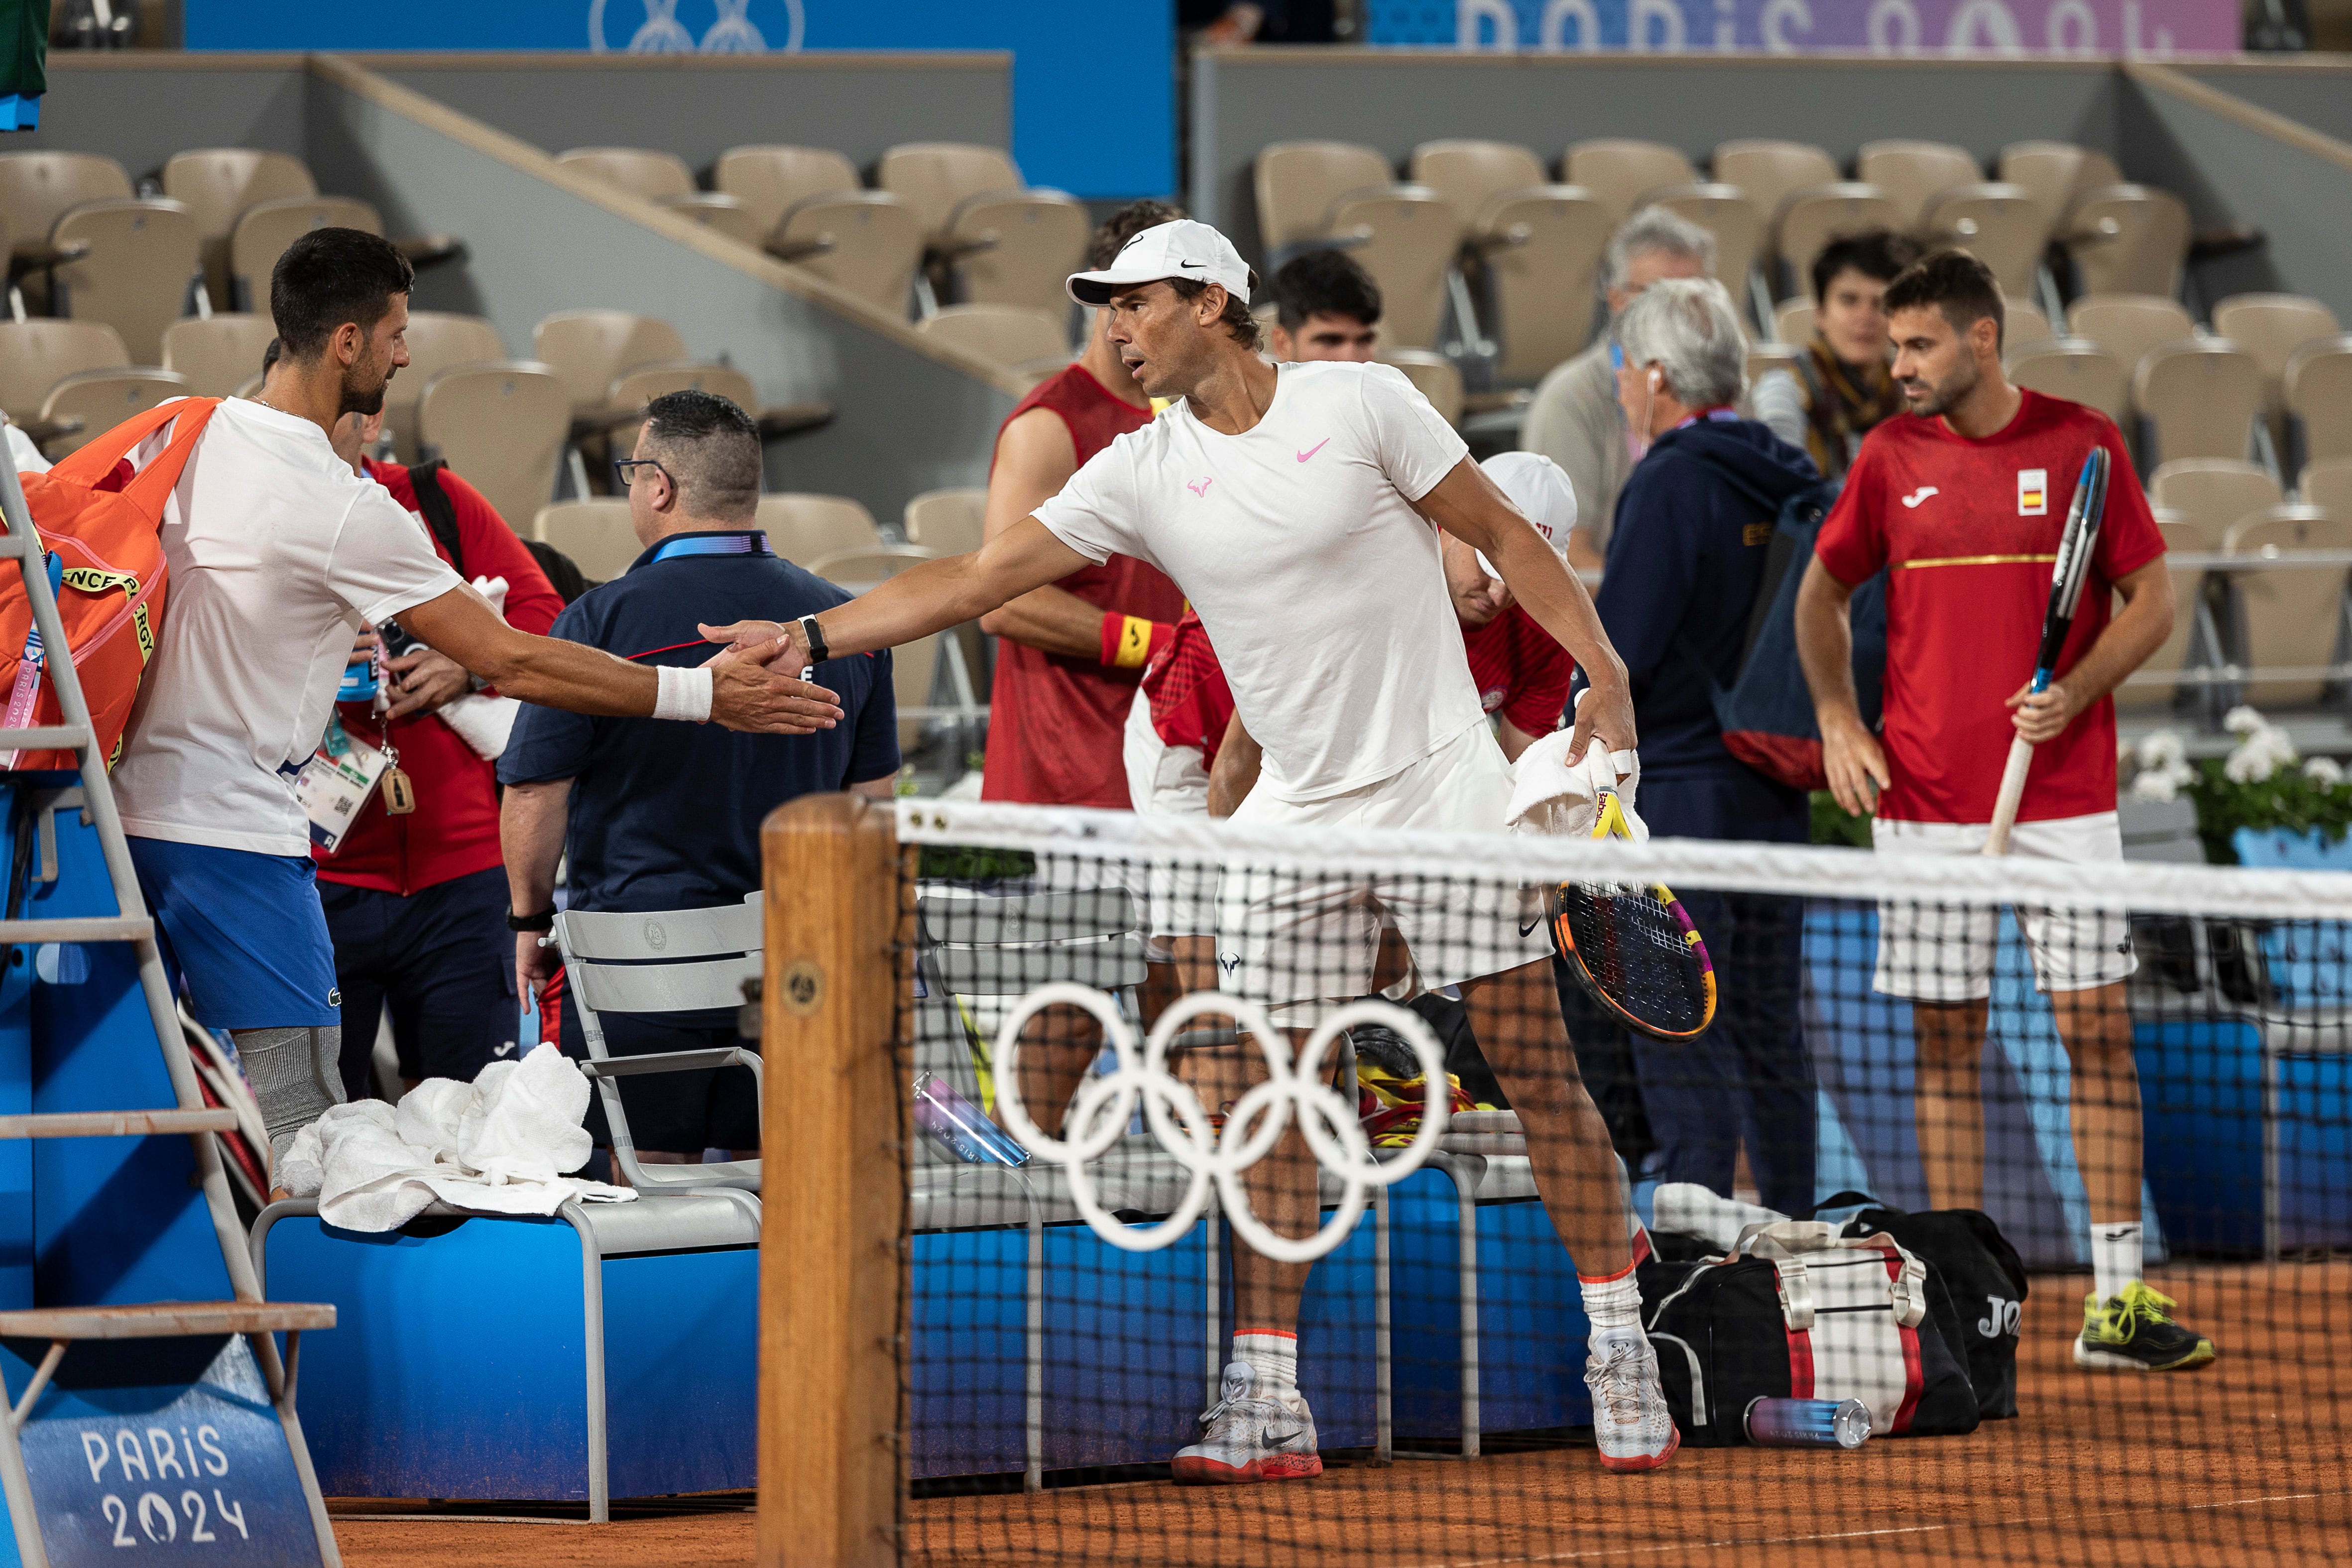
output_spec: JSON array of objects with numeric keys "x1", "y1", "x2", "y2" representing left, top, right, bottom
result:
[
  {"x1": 554, "y1": 146, "x2": 697, "y2": 203},
  {"x1": 228, "y1": 194, "x2": 381, "y2": 312},
  {"x1": 161, "y1": 312, "x2": 277, "y2": 398},
  {"x1": 1319, "y1": 183, "x2": 1459, "y2": 353},
  {"x1": 877, "y1": 142, "x2": 1024, "y2": 248},
  {"x1": 532, "y1": 499, "x2": 641, "y2": 584},
  {"x1": 2219, "y1": 504, "x2": 2352, "y2": 711},
  {"x1": 416, "y1": 361, "x2": 572, "y2": 531},
  {"x1": 0, "y1": 150, "x2": 131, "y2": 311},
  {"x1": 1254, "y1": 141, "x2": 1395, "y2": 259}
]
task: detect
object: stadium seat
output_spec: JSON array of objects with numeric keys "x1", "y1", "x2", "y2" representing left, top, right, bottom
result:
[
  {"x1": 48, "y1": 197, "x2": 204, "y2": 363},
  {"x1": 1773, "y1": 299, "x2": 1814, "y2": 345},
  {"x1": 1998, "y1": 140, "x2": 2123, "y2": 233},
  {"x1": 2214, "y1": 294, "x2": 2342, "y2": 454},
  {"x1": 2006, "y1": 338, "x2": 2129, "y2": 427},
  {"x1": 228, "y1": 194, "x2": 381, "y2": 312},
  {"x1": 938, "y1": 188, "x2": 1091, "y2": 317},
  {"x1": 531, "y1": 498, "x2": 640, "y2": 582},
  {"x1": 597, "y1": 360, "x2": 761, "y2": 466},
  {"x1": 1469, "y1": 185, "x2": 1611, "y2": 383},
  {"x1": 2116, "y1": 513, "x2": 2212, "y2": 713},
  {"x1": 532, "y1": 309, "x2": 691, "y2": 424},
  {"x1": 1710, "y1": 141, "x2": 1839, "y2": 225},
  {"x1": 1380, "y1": 348, "x2": 1464, "y2": 427},
  {"x1": 1920, "y1": 183, "x2": 2045, "y2": 298},
  {"x1": 415, "y1": 362, "x2": 571, "y2": 534},
  {"x1": 1409, "y1": 139, "x2": 1547, "y2": 233},
  {"x1": 1321, "y1": 184, "x2": 1457, "y2": 351},
  {"x1": 1855, "y1": 140, "x2": 1983, "y2": 231},
  {"x1": 756, "y1": 492, "x2": 884, "y2": 562},
  {"x1": 387, "y1": 311, "x2": 507, "y2": 463},
  {"x1": 2285, "y1": 338, "x2": 2352, "y2": 468},
  {"x1": 916, "y1": 304, "x2": 1072, "y2": 383},
  {"x1": 767, "y1": 191, "x2": 925, "y2": 318},
  {"x1": 159, "y1": 147, "x2": 314, "y2": 309},
  {"x1": 1641, "y1": 183, "x2": 1763, "y2": 302},
  {"x1": 0, "y1": 318, "x2": 127, "y2": 427},
  {"x1": 1560, "y1": 139, "x2": 1696, "y2": 222},
  {"x1": 1746, "y1": 340, "x2": 1801, "y2": 389},
  {"x1": 2221, "y1": 504, "x2": 2352, "y2": 709},
  {"x1": 658, "y1": 191, "x2": 765, "y2": 246},
  {"x1": 553, "y1": 146, "x2": 696, "y2": 203},
  {"x1": 903, "y1": 488, "x2": 986, "y2": 555},
  {"x1": 877, "y1": 142, "x2": 1024, "y2": 245},
  {"x1": 161, "y1": 313, "x2": 276, "y2": 398},
  {"x1": 2302, "y1": 456, "x2": 2352, "y2": 521},
  {"x1": 1254, "y1": 141, "x2": 1395, "y2": 256},
  {"x1": 2062, "y1": 184, "x2": 2191, "y2": 299},
  {"x1": 2133, "y1": 341, "x2": 2263, "y2": 467},
  {"x1": 2066, "y1": 293, "x2": 2195, "y2": 379},
  {"x1": 712, "y1": 144, "x2": 862, "y2": 239},
  {"x1": 1770, "y1": 183, "x2": 1901, "y2": 303},
  {"x1": 2151, "y1": 458, "x2": 2283, "y2": 541},
  {"x1": 810, "y1": 547, "x2": 975, "y2": 747},
  {"x1": 2003, "y1": 297, "x2": 2054, "y2": 353},
  {"x1": 0, "y1": 149, "x2": 131, "y2": 268},
  {"x1": 34, "y1": 367, "x2": 191, "y2": 458}
]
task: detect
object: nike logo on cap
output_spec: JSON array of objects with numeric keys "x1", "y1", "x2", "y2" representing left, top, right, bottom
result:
[
  {"x1": 1177, "y1": 259, "x2": 1205, "y2": 270},
  {"x1": 1901, "y1": 486, "x2": 1939, "y2": 508}
]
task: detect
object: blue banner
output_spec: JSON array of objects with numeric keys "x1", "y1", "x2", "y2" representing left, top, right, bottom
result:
[{"x1": 1364, "y1": 0, "x2": 2235, "y2": 52}]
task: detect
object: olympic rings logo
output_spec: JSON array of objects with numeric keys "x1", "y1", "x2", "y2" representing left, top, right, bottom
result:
[{"x1": 990, "y1": 985, "x2": 1452, "y2": 1263}]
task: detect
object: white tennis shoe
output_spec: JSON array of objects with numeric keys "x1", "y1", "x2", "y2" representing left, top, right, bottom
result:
[
  {"x1": 1584, "y1": 1327, "x2": 1680, "y2": 1472},
  {"x1": 1171, "y1": 1361, "x2": 1322, "y2": 1484}
]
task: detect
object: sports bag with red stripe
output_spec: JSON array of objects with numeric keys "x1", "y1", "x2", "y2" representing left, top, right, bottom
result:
[{"x1": 1637, "y1": 1219, "x2": 1980, "y2": 1447}]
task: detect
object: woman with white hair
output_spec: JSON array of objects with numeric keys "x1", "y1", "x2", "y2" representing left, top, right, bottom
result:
[{"x1": 1592, "y1": 275, "x2": 1824, "y2": 1218}]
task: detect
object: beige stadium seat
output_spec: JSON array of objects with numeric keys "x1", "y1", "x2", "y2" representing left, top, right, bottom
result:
[
  {"x1": 37, "y1": 368, "x2": 194, "y2": 458},
  {"x1": 1774, "y1": 299, "x2": 1815, "y2": 345},
  {"x1": 916, "y1": 304, "x2": 1071, "y2": 381},
  {"x1": 2134, "y1": 342, "x2": 2263, "y2": 465},
  {"x1": 228, "y1": 195, "x2": 381, "y2": 312},
  {"x1": 49, "y1": 198, "x2": 203, "y2": 363},
  {"x1": 387, "y1": 312, "x2": 507, "y2": 463},
  {"x1": 0, "y1": 319, "x2": 128, "y2": 424},
  {"x1": 941, "y1": 189, "x2": 1091, "y2": 317},
  {"x1": 903, "y1": 487, "x2": 987, "y2": 555},
  {"x1": 1255, "y1": 141, "x2": 1394, "y2": 255},
  {"x1": 1475, "y1": 185, "x2": 1612, "y2": 382},
  {"x1": 808, "y1": 544, "x2": 935, "y2": 590},
  {"x1": 532, "y1": 499, "x2": 640, "y2": 584},
  {"x1": 0, "y1": 150, "x2": 131, "y2": 270},
  {"x1": 877, "y1": 143, "x2": 1024, "y2": 244},
  {"x1": 1711, "y1": 141, "x2": 1840, "y2": 227},
  {"x1": 2152, "y1": 459, "x2": 2282, "y2": 540},
  {"x1": 1921, "y1": 183, "x2": 2045, "y2": 298},
  {"x1": 416, "y1": 363, "x2": 572, "y2": 534},
  {"x1": 2285, "y1": 339, "x2": 2352, "y2": 468},
  {"x1": 2063, "y1": 184, "x2": 2191, "y2": 299},
  {"x1": 1998, "y1": 141, "x2": 2123, "y2": 232},
  {"x1": 594, "y1": 360, "x2": 762, "y2": 468},
  {"x1": 1409, "y1": 139, "x2": 1547, "y2": 233},
  {"x1": 1641, "y1": 183, "x2": 1763, "y2": 300},
  {"x1": 1321, "y1": 185, "x2": 1457, "y2": 351},
  {"x1": 2004, "y1": 297, "x2": 2054, "y2": 353},
  {"x1": 767, "y1": 192, "x2": 924, "y2": 317},
  {"x1": 2007, "y1": 339, "x2": 2129, "y2": 427},
  {"x1": 2116, "y1": 514, "x2": 2209, "y2": 713},
  {"x1": 1855, "y1": 141, "x2": 1982, "y2": 232},
  {"x1": 808, "y1": 546, "x2": 963, "y2": 744},
  {"x1": 658, "y1": 192, "x2": 765, "y2": 247},
  {"x1": 1561, "y1": 139, "x2": 1696, "y2": 222},
  {"x1": 1747, "y1": 341, "x2": 1802, "y2": 390},
  {"x1": 533, "y1": 310, "x2": 690, "y2": 422},
  {"x1": 161, "y1": 314, "x2": 277, "y2": 398},
  {"x1": 713, "y1": 145, "x2": 861, "y2": 240},
  {"x1": 1771, "y1": 184, "x2": 1902, "y2": 302},
  {"x1": 1379, "y1": 349, "x2": 1463, "y2": 427},
  {"x1": 2213, "y1": 294, "x2": 2341, "y2": 452},
  {"x1": 757, "y1": 493, "x2": 883, "y2": 563},
  {"x1": 2302, "y1": 457, "x2": 2352, "y2": 522},
  {"x1": 2222, "y1": 504, "x2": 2352, "y2": 708},
  {"x1": 554, "y1": 147, "x2": 696, "y2": 203},
  {"x1": 2066, "y1": 294, "x2": 2195, "y2": 380},
  {"x1": 159, "y1": 148, "x2": 314, "y2": 309}
]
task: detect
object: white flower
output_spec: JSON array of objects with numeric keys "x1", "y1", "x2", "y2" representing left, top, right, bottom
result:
[
  {"x1": 2136, "y1": 730, "x2": 2187, "y2": 770},
  {"x1": 2130, "y1": 768, "x2": 2181, "y2": 801},
  {"x1": 2306, "y1": 756, "x2": 2345, "y2": 787},
  {"x1": 2226, "y1": 744, "x2": 2279, "y2": 784},
  {"x1": 2224, "y1": 706, "x2": 2267, "y2": 736}
]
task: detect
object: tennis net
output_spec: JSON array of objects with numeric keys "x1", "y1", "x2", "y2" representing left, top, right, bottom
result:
[{"x1": 759, "y1": 793, "x2": 2352, "y2": 1567}]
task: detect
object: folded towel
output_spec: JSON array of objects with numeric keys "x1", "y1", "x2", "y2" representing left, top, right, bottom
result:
[
  {"x1": 437, "y1": 692, "x2": 521, "y2": 760},
  {"x1": 1505, "y1": 729, "x2": 1646, "y2": 841},
  {"x1": 280, "y1": 1043, "x2": 634, "y2": 1232},
  {"x1": 1653, "y1": 1182, "x2": 1790, "y2": 1252}
]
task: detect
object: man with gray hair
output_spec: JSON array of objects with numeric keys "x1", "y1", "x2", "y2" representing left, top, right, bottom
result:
[
  {"x1": 1519, "y1": 206, "x2": 1716, "y2": 575},
  {"x1": 1588, "y1": 276, "x2": 1822, "y2": 1215}
]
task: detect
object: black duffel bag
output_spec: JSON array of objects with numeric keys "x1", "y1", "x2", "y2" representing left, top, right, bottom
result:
[{"x1": 1812, "y1": 1192, "x2": 2030, "y2": 1421}]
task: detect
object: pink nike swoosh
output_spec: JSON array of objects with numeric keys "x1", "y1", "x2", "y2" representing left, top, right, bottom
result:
[{"x1": 1296, "y1": 438, "x2": 1330, "y2": 463}]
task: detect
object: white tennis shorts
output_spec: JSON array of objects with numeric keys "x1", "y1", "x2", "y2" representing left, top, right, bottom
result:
[
  {"x1": 1122, "y1": 690, "x2": 1217, "y2": 953},
  {"x1": 1217, "y1": 720, "x2": 1550, "y2": 1014},
  {"x1": 1872, "y1": 812, "x2": 2137, "y2": 1002}
]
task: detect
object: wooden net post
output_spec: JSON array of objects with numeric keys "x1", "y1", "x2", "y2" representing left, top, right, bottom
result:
[{"x1": 759, "y1": 793, "x2": 908, "y2": 1568}]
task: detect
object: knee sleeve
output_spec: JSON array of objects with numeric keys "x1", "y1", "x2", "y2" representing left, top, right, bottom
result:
[{"x1": 234, "y1": 1026, "x2": 347, "y2": 1164}]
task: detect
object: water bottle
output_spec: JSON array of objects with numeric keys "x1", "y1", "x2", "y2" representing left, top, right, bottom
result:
[
  {"x1": 912, "y1": 1072, "x2": 1030, "y2": 1169},
  {"x1": 1744, "y1": 1396, "x2": 1872, "y2": 1449},
  {"x1": 339, "y1": 659, "x2": 377, "y2": 703}
]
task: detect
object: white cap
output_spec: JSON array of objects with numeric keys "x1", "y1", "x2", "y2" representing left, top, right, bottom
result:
[
  {"x1": 1067, "y1": 219, "x2": 1254, "y2": 307},
  {"x1": 1475, "y1": 451, "x2": 1577, "y2": 576}
]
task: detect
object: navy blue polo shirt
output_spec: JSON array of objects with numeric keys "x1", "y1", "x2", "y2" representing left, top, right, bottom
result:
[{"x1": 498, "y1": 529, "x2": 898, "y2": 914}]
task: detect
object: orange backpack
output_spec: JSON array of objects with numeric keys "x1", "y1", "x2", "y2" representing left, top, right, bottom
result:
[{"x1": 0, "y1": 398, "x2": 222, "y2": 772}]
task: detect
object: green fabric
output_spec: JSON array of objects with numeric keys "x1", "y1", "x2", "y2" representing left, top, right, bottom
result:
[{"x1": 1, "y1": 0, "x2": 49, "y2": 102}]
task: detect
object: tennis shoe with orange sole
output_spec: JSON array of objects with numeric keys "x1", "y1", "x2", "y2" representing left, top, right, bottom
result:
[
  {"x1": 1585, "y1": 1327, "x2": 1680, "y2": 1472},
  {"x1": 1172, "y1": 1361, "x2": 1322, "y2": 1484}
]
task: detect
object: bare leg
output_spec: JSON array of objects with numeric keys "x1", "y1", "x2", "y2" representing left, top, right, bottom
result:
[
  {"x1": 2050, "y1": 980, "x2": 2142, "y2": 1224},
  {"x1": 1911, "y1": 998, "x2": 1989, "y2": 1211},
  {"x1": 1175, "y1": 1034, "x2": 1324, "y2": 1331},
  {"x1": 1002, "y1": 1004, "x2": 1100, "y2": 1140},
  {"x1": 1462, "y1": 960, "x2": 1631, "y2": 1276},
  {"x1": 1168, "y1": 935, "x2": 1219, "y2": 996}
]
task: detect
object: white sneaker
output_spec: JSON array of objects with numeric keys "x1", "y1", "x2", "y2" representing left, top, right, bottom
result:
[
  {"x1": 1584, "y1": 1327, "x2": 1679, "y2": 1472},
  {"x1": 1171, "y1": 1361, "x2": 1322, "y2": 1485}
]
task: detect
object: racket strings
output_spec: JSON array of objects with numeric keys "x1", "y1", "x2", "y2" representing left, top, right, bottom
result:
[{"x1": 1556, "y1": 883, "x2": 1711, "y2": 1035}]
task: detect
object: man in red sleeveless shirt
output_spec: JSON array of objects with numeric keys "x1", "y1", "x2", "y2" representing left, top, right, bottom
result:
[{"x1": 978, "y1": 201, "x2": 1188, "y2": 807}]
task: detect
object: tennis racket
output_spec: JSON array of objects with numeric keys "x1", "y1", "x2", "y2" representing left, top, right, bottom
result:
[
  {"x1": 1984, "y1": 446, "x2": 2111, "y2": 856},
  {"x1": 1547, "y1": 788, "x2": 1718, "y2": 1040}
]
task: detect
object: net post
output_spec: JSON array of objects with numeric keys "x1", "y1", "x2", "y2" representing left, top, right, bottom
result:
[{"x1": 758, "y1": 793, "x2": 908, "y2": 1568}]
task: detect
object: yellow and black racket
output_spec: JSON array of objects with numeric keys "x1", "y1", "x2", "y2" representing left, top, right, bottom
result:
[{"x1": 1547, "y1": 788, "x2": 1718, "y2": 1040}]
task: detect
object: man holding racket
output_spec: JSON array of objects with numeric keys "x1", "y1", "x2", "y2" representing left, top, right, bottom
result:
[
  {"x1": 705, "y1": 219, "x2": 1680, "y2": 1478},
  {"x1": 1794, "y1": 251, "x2": 2211, "y2": 1373}
]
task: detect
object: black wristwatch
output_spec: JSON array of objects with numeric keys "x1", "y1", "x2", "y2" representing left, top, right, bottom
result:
[
  {"x1": 506, "y1": 907, "x2": 556, "y2": 933},
  {"x1": 800, "y1": 614, "x2": 829, "y2": 663}
]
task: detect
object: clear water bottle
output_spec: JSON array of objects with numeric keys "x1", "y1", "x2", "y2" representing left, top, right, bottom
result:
[
  {"x1": 912, "y1": 1071, "x2": 1030, "y2": 1168},
  {"x1": 1744, "y1": 1396, "x2": 1872, "y2": 1449}
]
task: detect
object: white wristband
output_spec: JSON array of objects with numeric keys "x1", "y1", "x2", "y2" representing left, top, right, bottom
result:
[{"x1": 653, "y1": 663, "x2": 713, "y2": 724}]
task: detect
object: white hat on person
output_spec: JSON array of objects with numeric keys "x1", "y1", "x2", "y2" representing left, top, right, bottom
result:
[
  {"x1": 1474, "y1": 451, "x2": 1577, "y2": 577},
  {"x1": 1067, "y1": 219, "x2": 1255, "y2": 307}
]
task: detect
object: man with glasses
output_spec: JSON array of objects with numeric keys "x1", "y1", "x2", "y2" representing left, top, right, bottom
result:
[{"x1": 500, "y1": 391, "x2": 900, "y2": 1173}]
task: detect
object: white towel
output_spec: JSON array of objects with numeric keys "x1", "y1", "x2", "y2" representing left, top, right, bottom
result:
[
  {"x1": 422, "y1": 577, "x2": 519, "y2": 760},
  {"x1": 280, "y1": 1043, "x2": 634, "y2": 1232},
  {"x1": 1653, "y1": 1182, "x2": 1790, "y2": 1252},
  {"x1": 1505, "y1": 730, "x2": 1646, "y2": 841}
]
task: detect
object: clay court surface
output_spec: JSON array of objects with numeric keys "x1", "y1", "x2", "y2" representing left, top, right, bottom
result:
[{"x1": 331, "y1": 1260, "x2": 2350, "y2": 1567}]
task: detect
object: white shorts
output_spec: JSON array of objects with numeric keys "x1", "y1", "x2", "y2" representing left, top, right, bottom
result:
[
  {"x1": 1122, "y1": 690, "x2": 1217, "y2": 954},
  {"x1": 1217, "y1": 721, "x2": 1549, "y2": 1015},
  {"x1": 1872, "y1": 812, "x2": 2137, "y2": 1002}
]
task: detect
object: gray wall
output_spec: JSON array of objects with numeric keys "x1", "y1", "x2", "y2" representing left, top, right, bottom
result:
[
  {"x1": 370, "y1": 53, "x2": 1011, "y2": 183},
  {"x1": 2184, "y1": 60, "x2": 2352, "y2": 148},
  {"x1": 16, "y1": 57, "x2": 309, "y2": 178}
]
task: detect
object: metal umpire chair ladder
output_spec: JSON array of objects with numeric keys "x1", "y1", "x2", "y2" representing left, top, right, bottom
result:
[{"x1": 0, "y1": 438, "x2": 340, "y2": 1566}]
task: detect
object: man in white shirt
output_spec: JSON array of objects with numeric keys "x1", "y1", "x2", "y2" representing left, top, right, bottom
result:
[
  {"x1": 705, "y1": 219, "x2": 1679, "y2": 1481},
  {"x1": 116, "y1": 228, "x2": 840, "y2": 1176}
]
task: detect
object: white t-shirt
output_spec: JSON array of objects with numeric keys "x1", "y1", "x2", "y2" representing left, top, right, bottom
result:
[
  {"x1": 113, "y1": 398, "x2": 465, "y2": 855},
  {"x1": 1035, "y1": 360, "x2": 1480, "y2": 802}
]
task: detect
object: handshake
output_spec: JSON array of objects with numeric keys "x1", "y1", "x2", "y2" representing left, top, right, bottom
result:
[{"x1": 697, "y1": 616, "x2": 836, "y2": 735}]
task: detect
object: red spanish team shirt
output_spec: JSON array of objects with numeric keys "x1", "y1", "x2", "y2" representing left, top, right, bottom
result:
[
  {"x1": 1144, "y1": 609, "x2": 1234, "y2": 771},
  {"x1": 1460, "y1": 605, "x2": 1572, "y2": 740},
  {"x1": 1814, "y1": 390, "x2": 2164, "y2": 825},
  {"x1": 981, "y1": 364, "x2": 1184, "y2": 808}
]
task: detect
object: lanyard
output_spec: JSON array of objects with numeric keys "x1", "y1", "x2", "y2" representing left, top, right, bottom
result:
[
  {"x1": 648, "y1": 531, "x2": 773, "y2": 565},
  {"x1": 1672, "y1": 407, "x2": 1741, "y2": 431}
]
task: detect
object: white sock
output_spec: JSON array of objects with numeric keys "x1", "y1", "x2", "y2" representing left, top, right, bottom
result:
[
  {"x1": 1232, "y1": 1329, "x2": 1298, "y2": 1391},
  {"x1": 2091, "y1": 1221, "x2": 2143, "y2": 1303},
  {"x1": 1578, "y1": 1262, "x2": 1643, "y2": 1333}
]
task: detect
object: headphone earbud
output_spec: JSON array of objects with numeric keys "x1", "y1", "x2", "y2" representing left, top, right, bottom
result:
[{"x1": 1648, "y1": 369, "x2": 1662, "y2": 390}]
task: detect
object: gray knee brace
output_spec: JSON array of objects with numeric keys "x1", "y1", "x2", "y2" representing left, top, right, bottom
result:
[{"x1": 233, "y1": 1025, "x2": 347, "y2": 1165}]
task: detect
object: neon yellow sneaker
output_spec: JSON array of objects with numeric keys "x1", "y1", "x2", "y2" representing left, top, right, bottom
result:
[{"x1": 2074, "y1": 1280, "x2": 2217, "y2": 1372}]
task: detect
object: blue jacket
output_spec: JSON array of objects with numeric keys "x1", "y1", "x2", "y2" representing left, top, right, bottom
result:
[{"x1": 1594, "y1": 417, "x2": 1820, "y2": 778}]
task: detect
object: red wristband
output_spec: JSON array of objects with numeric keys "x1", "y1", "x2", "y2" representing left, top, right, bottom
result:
[{"x1": 1100, "y1": 614, "x2": 1176, "y2": 671}]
